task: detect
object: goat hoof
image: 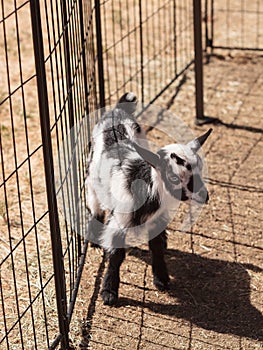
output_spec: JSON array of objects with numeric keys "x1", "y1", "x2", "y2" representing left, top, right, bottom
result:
[
  {"x1": 101, "y1": 290, "x2": 118, "y2": 306},
  {"x1": 153, "y1": 276, "x2": 170, "y2": 291}
]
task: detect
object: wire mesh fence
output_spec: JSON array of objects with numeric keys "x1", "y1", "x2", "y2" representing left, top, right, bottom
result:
[
  {"x1": 205, "y1": 0, "x2": 263, "y2": 51},
  {"x1": 0, "y1": 0, "x2": 97, "y2": 348},
  {"x1": 0, "y1": 0, "x2": 196, "y2": 348}
]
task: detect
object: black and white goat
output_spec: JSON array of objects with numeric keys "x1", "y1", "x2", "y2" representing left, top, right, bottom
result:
[{"x1": 86, "y1": 93, "x2": 212, "y2": 305}]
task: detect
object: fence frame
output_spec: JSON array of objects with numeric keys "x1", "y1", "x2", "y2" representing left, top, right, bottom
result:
[{"x1": 193, "y1": 0, "x2": 205, "y2": 122}]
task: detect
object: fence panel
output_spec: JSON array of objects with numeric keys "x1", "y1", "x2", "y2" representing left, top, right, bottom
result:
[
  {"x1": 0, "y1": 0, "x2": 97, "y2": 348},
  {"x1": 205, "y1": 0, "x2": 263, "y2": 51}
]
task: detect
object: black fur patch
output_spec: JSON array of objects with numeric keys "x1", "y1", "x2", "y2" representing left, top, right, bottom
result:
[
  {"x1": 126, "y1": 159, "x2": 160, "y2": 226},
  {"x1": 103, "y1": 123, "x2": 128, "y2": 146},
  {"x1": 186, "y1": 163, "x2": 192, "y2": 171},
  {"x1": 181, "y1": 188, "x2": 188, "y2": 201},
  {"x1": 132, "y1": 122, "x2": 141, "y2": 133},
  {"x1": 187, "y1": 174, "x2": 204, "y2": 193},
  {"x1": 126, "y1": 159, "x2": 153, "y2": 188},
  {"x1": 131, "y1": 193, "x2": 160, "y2": 226},
  {"x1": 171, "y1": 153, "x2": 185, "y2": 166}
]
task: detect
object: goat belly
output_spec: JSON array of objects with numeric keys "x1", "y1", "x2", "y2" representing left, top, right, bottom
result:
[{"x1": 124, "y1": 208, "x2": 169, "y2": 248}]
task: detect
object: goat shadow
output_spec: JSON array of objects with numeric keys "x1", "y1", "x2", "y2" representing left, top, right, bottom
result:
[{"x1": 124, "y1": 248, "x2": 263, "y2": 341}]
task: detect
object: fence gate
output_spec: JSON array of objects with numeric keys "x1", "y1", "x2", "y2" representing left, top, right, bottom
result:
[{"x1": 0, "y1": 0, "x2": 199, "y2": 348}]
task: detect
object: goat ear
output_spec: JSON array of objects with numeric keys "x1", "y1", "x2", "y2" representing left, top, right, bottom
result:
[
  {"x1": 187, "y1": 128, "x2": 213, "y2": 153},
  {"x1": 133, "y1": 142, "x2": 161, "y2": 168}
]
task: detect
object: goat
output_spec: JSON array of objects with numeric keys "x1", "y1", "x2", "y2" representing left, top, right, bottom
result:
[{"x1": 86, "y1": 92, "x2": 212, "y2": 305}]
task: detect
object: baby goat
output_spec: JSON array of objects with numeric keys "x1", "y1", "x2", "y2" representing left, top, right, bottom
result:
[{"x1": 86, "y1": 93, "x2": 212, "y2": 305}]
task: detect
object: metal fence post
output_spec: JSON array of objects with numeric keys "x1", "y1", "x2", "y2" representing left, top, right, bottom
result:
[
  {"x1": 29, "y1": 0, "x2": 70, "y2": 348},
  {"x1": 193, "y1": 0, "x2": 217, "y2": 124},
  {"x1": 95, "y1": 0, "x2": 105, "y2": 109},
  {"x1": 193, "y1": 0, "x2": 205, "y2": 122},
  {"x1": 204, "y1": 0, "x2": 214, "y2": 51},
  {"x1": 139, "y1": 0, "x2": 144, "y2": 106}
]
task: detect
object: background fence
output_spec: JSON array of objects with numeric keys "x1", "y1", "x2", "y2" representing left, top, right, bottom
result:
[{"x1": 97, "y1": 0, "x2": 195, "y2": 107}]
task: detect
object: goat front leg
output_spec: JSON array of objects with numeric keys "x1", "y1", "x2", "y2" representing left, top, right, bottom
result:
[
  {"x1": 86, "y1": 180, "x2": 105, "y2": 247},
  {"x1": 149, "y1": 231, "x2": 170, "y2": 290},
  {"x1": 101, "y1": 248, "x2": 126, "y2": 305}
]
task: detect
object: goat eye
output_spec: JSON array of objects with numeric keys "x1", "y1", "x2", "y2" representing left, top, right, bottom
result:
[
  {"x1": 186, "y1": 163, "x2": 192, "y2": 171},
  {"x1": 132, "y1": 122, "x2": 141, "y2": 133},
  {"x1": 169, "y1": 174, "x2": 180, "y2": 185}
]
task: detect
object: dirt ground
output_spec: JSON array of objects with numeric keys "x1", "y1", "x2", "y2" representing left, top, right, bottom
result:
[
  {"x1": 1, "y1": 1, "x2": 263, "y2": 348},
  {"x1": 70, "y1": 53, "x2": 263, "y2": 349}
]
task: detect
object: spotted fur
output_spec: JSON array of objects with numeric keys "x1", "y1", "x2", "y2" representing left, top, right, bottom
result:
[{"x1": 85, "y1": 92, "x2": 212, "y2": 305}]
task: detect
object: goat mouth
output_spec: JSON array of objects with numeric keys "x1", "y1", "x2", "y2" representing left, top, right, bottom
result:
[{"x1": 180, "y1": 189, "x2": 188, "y2": 201}]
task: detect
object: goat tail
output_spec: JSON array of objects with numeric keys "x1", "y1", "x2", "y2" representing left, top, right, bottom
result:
[{"x1": 116, "y1": 92, "x2": 138, "y2": 115}]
